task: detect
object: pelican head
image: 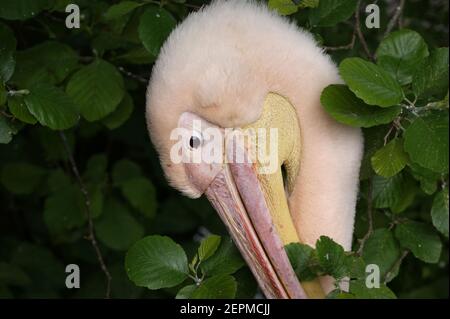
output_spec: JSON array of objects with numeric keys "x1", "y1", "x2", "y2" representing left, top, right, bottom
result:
[{"x1": 146, "y1": 0, "x2": 363, "y2": 299}]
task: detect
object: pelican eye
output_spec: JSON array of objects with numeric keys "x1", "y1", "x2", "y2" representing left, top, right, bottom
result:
[{"x1": 188, "y1": 132, "x2": 202, "y2": 149}]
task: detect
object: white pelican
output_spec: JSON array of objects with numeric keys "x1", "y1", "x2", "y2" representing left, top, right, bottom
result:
[{"x1": 146, "y1": 0, "x2": 363, "y2": 299}]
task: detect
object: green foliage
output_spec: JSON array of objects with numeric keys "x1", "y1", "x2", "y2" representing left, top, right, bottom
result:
[
  {"x1": 25, "y1": 84, "x2": 79, "y2": 129},
  {"x1": 431, "y1": 188, "x2": 449, "y2": 238},
  {"x1": 197, "y1": 234, "x2": 221, "y2": 262},
  {"x1": 339, "y1": 58, "x2": 403, "y2": 107},
  {"x1": 138, "y1": 7, "x2": 176, "y2": 56},
  {"x1": 362, "y1": 229, "x2": 401, "y2": 282},
  {"x1": 126, "y1": 235, "x2": 189, "y2": 290},
  {"x1": 66, "y1": 59, "x2": 124, "y2": 122},
  {"x1": 0, "y1": 0, "x2": 447, "y2": 300},
  {"x1": 395, "y1": 221, "x2": 442, "y2": 263},
  {"x1": 309, "y1": 0, "x2": 357, "y2": 27},
  {"x1": 269, "y1": 0, "x2": 318, "y2": 16},
  {"x1": 376, "y1": 29, "x2": 429, "y2": 85},
  {"x1": 371, "y1": 138, "x2": 409, "y2": 178},
  {"x1": 403, "y1": 111, "x2": 449, "y2": 173},
  {"x1": 126, "y1": 234, "x2": 245, "y2": 299},
  {"x1": 285, "y1": 236, "x2": 396, "y2": 298},
  {"x1": 321, "y1": 85, "x2": 402, "y2": 127}
]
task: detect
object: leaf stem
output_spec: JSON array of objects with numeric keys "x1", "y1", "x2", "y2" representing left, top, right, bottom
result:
[
  {"x1": 59, "y1": 131, "x2": 112, "y2": 298},
  {"x1": 383, "y1": 250, "x2": 408, "y2": 283},
  {"x1": 357, "y1": 178, "x2": 374, "y2": 256}
]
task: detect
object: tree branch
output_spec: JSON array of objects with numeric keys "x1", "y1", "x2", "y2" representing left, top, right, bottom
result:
[
  {"x1": 384, "y1": 0, "x2": 406, "y2": 38},
  {"x1": 355, "y1": 0, "x2": 374, "y2": 61},
  {"x1": 357, "y1": 178, "x2": 374, "y2": 256},
  {"x1": 118, "y1": 66, "x2": 148, "y2": 84},
  {"x1": 324, "y1": 30, "x2": 356, "y2": 52},
  {"x1": 323, "y1": 1, "x2": 373, "y2": 60},
  {"x1": 59, "y1": 131, "x2": 112, "y2": 298},
  {"x1": 383, "y1": 250, "x2": 409, "y2": 283}
]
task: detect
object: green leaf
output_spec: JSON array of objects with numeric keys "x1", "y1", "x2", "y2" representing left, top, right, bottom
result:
[
  {"x1": 0, "y1": 0, "x2": 50, "y2": 20},
  {"x1": 112, "y1": 159, "x2": 142, "y2": 186},
  {"x1": 372, "y1": 174, "x2": 404, "y2": 209},
  {"x1": 191, "y1": 275, "x2": 237, "y2": 299},
  {"x1": 66, "y1": 59, "x2": 124, "y2": 121},
  {"x1": 44, "y1": 185, "x2": 85, "y2": 235},
  {"x1": 300, "y1": 0, "x2": 319, "y2": 8},
  {"x1": 390, "y1": 175, "x2": 418, "y2": 214},
  {"x1": 176, "y1": 284, "x2": 197, "y2": 299},
  {"x1": 114, "y1": 47, "x2": 156, "y2": 65},
  {"x1": 315, "y1": 236, "x2": 347, "y2": 279},
  {"x1": 11, "y1": 243, "x2": 65, "y2": 290},
  {"x1": 339, "y1": 58, "x2": 403, "y2": 107},
  {"x1": 0, "y1": 262, "x2": 31, "y2": 287},
  {"x1": 96, "y1": 199, "x2": 144, "y2": 251},
  {"x1": 362, "y1": 228, "x2": 401, "y2": 282},
  {"x1": 371, "y1": 173, "x2": 416, "y2": 213},
  {"x1": 201, "y1": 238, "x2": 245, "y2": 276},
  {"x1": 47, "y1": 169, "x2": 71, "y2": 193},
  {"x1": 234, "y1": 268, "x2": 258, "y2": 299},
  {"x1": 125, "y1": 235, "x2": 189, "y2": 289},
  {"x1": 321, "y1": 85, "x2": 401, "y2": 127},
  {"x1": 102, "y1": 93, "x2": 134, "y2": 129},
  {"x1": 344, "y1": 255, "x2": 366, "y2": 280},
  {"x1": 12, "y1": 41, "x2": 79, "y2": 87},
  {"x1": 85, "y1": 183, "x2": 104, "y2": 219},
  {"x1": 7, "y1": 95, "x2": 37, "y2": 124},
  {"x1": 0, "y1": 83, "x2": 6, "y2": 105},
  {"x1": 268, "y1": 0, "x2": 300, "y2": 15},
  {"x1": 1, "y1": 162, "x2": 46, "y2": 194},
  {"x1": 413, "y1": 48, "x2": 449, "y2": 101},
  {"x1": 371, "y1": 138, "x2": 409, "y2": 178},
  {"x1": 309, "y1": 0, "x2": 357, "y2": 27},
  {"x1": 24, "y1": 83, "x2": 79, "y2": 130},
  {"x1": 0, "y1": 22, "x2": 16, "y2": 83},
  {"x1": 285, "y1": 242, "x2": 317, "y2": 281},
  {"x1": 403, "y1": 111, "x2": 449, "y2": 173},
  {"x1": 0, "y1": 116, "x2": 14, "y2": 144},
  {"x1": 83, "y1": 154, "x2": 108, "y2": 183},
  {"x1": 104, "y1": 1, "x2": 143, "y2": 20},
  {"x1": 121, "y1": 177, "x2": 157, "y2": 218},
  {"x1": 431, "y1": 188, "x2": 449, "y2": 238},
  {"x1": 409, "y1": 163, "x2": 440, "y2": 195},
  {"x1": 138, "y1": 7, "x2": 176, "y2": 56},
  {"x1": 376, "y1": 29, "x2": 429, "y2": 85},
  {"x1": 198, "y1": 235, "x2": 221, "y2": 262},
  {"x1": 395, "y1": 221, "x2": 442, "y2": 263},
  {"x1": 350, "y1": 280, "x2": 396, "y2": 299}
]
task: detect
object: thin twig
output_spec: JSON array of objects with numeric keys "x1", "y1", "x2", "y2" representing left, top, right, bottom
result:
[
  {"x1": 324, "y1": 30, "x2": 356, "y2": 51},
  {"x1": 357, "y1": 178, "x2": 374, "y2": 256},
  {"x1": 383, "y1": 250, "x2": 409, "y2": 283},
  {"x1": 59, "y1": 131, "x2": 112, "y2": 298},
  {"x1": 384, "y1": 0, "x2": 406, "y2": 38},
  {"x1": 118, "y1": 66, "x2": 148, "y2": 84},
  {"x1": 355, "y1": 0, "x2": 374, "y2": 61},
  {"x1": 0, "y1": 110, "x2": 14, "y2": 119}
]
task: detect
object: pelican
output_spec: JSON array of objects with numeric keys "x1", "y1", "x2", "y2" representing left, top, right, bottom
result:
[{"x1": 145, "y1": 0, "x2": 363, "y2": 299}]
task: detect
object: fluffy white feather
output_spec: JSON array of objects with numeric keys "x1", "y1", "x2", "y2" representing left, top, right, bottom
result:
[{"x1": 146, "y1": 0, "x2": 363, "y2": 254}]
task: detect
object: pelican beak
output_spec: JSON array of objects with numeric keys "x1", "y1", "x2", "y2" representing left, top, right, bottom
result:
[{"x1": 204, "y1": 148, "x2": 307, "y2": 299}]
